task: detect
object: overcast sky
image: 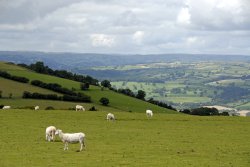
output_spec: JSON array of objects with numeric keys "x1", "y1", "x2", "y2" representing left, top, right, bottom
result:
[{"x1": 0, "y1": 0, "x2": 250, "y2": 55}]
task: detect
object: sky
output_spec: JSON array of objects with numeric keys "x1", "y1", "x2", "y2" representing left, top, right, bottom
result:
[{"x1": 0, "y1": 0, "x2": 250, "y2": 55}]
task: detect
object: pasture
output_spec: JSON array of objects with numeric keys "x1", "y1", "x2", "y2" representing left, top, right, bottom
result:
[
  {"x1": 1, "y1": 109, "x2": 250, "y2": 167},
  {"x1": 0, "y1": 62, "x2": 175, "y2": 113}
]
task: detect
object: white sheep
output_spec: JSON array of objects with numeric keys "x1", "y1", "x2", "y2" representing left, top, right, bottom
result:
[
  {"x1": 35, "y1": 106, "x2": 39, "y2": 110},
  {"x1": 106, "y1": 113, "x2": 115, "y2": 121},
  {"x1": 45, "y1": 126, "x2": 57, "y2": 142},
  {"x1": 75, "y1": 105, "x2": 85, "y2": 111},
  {"x1": 55, "y1": 129, "x2": 85, "y2": 151},
  {"x1": 2, "y1": 106, "x2": 11, "y2": 109},
  {"x1": 146, "y1": 109, "x2": 153, "y2": 117}
]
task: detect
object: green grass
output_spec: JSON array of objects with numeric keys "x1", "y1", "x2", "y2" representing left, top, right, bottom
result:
[
  {"x1": 0, "y1": 62, "x2": 175, "y2": 113},
  {"x1": 165, "y1": 96, "x2": 212, "y2": 103},
  {"x1": 0, "y1": 77, "x2": 62, "y2": 98},
  {"x1": 111, "y1": 81, "x2": 212, "y2": 104},
  {"x1": 1, "y1": 109, "x2": 250, "y2": 167}
]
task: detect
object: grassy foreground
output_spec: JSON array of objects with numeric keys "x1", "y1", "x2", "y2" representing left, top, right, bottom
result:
[{"x1": 1, "y1": 109, "x2": 250, "y2": 167}]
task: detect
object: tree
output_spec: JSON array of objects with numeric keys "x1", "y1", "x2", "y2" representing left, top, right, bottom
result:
[
  {"x1": 99, "y1": 97, "x2": 110, "y2": 106},
  {"x1": 136, "y1": 90, "x2": 146, "y2": 100},
  {"x1": 101, "y1": 80, "x2": 111, "y2": 88},
  {"x1": 80, "y1": 82, "x2": 90, "y2": 90},
  {"x1": 30, "y1": 61, "x2": 46, "y2": 73}
]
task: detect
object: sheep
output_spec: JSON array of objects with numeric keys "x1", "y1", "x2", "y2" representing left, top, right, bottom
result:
[
  {"x1": 106, "y1": 113, "x2": 115, "y2": 121},
  {"x1": 55, "y1": 129, "x2": 85, "y2": 151},
  {"x1": 146, "y1": 109, "x2": 153, "y2": 118},
  {"x1": 2, "y1": 106, "x2": 11, "y2": 109},
  {"x1": 45, "y1": 126, "x2": 57, "y2": 142},
  {"x1": 34, "y1": 106, "x2": 39, "y2": 110},
  {"x1": 75, "y1": 105, "x2": 85, "y2": 111}
]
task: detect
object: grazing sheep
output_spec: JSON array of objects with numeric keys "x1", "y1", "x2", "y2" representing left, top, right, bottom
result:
[
  {"x1": 146, "y1": 109, "x2": 153, "y2": 117},
  {"x1": 34, "y1": 106, "x2": 39, "y2": 110},
  {"x1": 2, "y1": 106, "x2": 11, "y2": 109},
  {"x1": 55, "y1": 129, "x2": 85, "y2": 151},
  {"x1": 107, "y1": 113, "x2": 115, "y2": 121},
  {"x1": 45, "y1": 126, "x2": 57, "y2": 142},
  {"x1": 75, "y1": 105, "x2": 85, "y2": 111}
]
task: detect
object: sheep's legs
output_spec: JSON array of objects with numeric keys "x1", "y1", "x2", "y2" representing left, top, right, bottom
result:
[
  {"x1": 64, "y1": 142, "x2": 69, "y2": 150},
  {"x1": 51, "y1": 134, "x2": 55, "y2": 142}
]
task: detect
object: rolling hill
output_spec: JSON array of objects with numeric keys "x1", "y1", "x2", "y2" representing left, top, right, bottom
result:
[{"x1": 0, "y1": 61, "x2": 176, "y2": 113}]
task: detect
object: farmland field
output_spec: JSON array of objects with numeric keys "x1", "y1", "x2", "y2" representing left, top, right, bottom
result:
[
  {"x1": 0, "y1": 109, "x2": 250, "y2": 167},
  {"x1": 0, "y1": 62, "x2": 175, "y2": 113},
  {"x1": 107, "y1": 62, "x2": 250, "y2": 110}
]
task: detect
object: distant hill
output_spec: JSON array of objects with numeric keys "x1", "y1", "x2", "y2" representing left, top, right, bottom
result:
[
  {"x1": 0, "y1": 61, "x2": 176, "y2": 113},
  {"x1": 0, "y1": 51, "x2": 249, "y2": 71}
]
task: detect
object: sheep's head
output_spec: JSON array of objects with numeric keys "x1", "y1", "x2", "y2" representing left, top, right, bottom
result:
[{"x1": 55, "y1": 129, "x2": 62, "y2": 135}]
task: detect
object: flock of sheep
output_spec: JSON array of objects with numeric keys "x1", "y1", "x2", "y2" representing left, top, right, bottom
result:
[
  {"x1": 1, "y1": 105, "x2": 39, "y2": 110},
  {"x1": 44, "y1": 105, "x2": 153, "y2": 152},
  {"x1": 2, "y1": 104, "x2": 153, "y2": 151}
]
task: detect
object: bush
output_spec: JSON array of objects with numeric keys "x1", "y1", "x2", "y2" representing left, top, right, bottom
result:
[
  {"x1": 101, "y1": 80, "x2": 111, "y2": 88},
  {"x1": 99, "y1": 97, "x2": 110, "y2": 106},
  {"x1": 89, "y1": 106, "x2": 97, "y2": 111},
  {"x1": 80, "y1": 83, "x2": 90, "y2": 90},
  {"x1": 179, "y1": 109, "x2": 191, "y2": 114},
  {"x1": 220, "y1": 111, "x2": 230, "y2": 116},
  {"x1": 45, "y1": 106, "x2": 55, "y2": 110},
  {"x1": 190, "y1": 107, "x2": 219, "y2": 116}
]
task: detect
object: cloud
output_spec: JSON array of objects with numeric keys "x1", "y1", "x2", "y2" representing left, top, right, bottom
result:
[
  {"x1": 185, "y1": 0, "x2": 250, "y2": 30},
  {"x1": 90, "y1": 34, "x2": 115, "y2": 47},
  {"x1": 0, "y1": 0, "x2": 249, "y2": 55},
  {"x1": 133, "y1": 31, "x2": 145, "y2": 45},
  {"x1": 177, "y1": 7, "x2": 191, "y2": 25}
]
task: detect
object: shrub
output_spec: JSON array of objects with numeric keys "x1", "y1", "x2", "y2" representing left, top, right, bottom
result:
[
  {"x1": 101, "y1": 80, "x2": 111, "y2": 88},
  {"x1": 80, "y1": 82, "x2": 90, "y2": 90},
  {"x1": 89, "y1": 106, "x2": 97, "y2": 111},
  {"x1": 45, "y1": 106, "x2": 55, "y2": 110},
  {"x1": 190, "y1": 107, "x2": 219, "y2": 116},
  {"x1": 99, "y1": 97, "x2": 110, "y2": 106}
]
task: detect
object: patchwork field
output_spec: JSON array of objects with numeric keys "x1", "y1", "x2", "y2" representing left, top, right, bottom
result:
[
  {"x1": 108, "y1": 62, "x2": 250, "y2": 109},
  {"x1": 1, "y1": 109, "x2": 250, "y2": 167}
]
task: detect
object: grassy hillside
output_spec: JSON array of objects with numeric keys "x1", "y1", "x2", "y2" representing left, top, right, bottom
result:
[
  {"x1": 0, "y1": 77, "x2": 62, "y2": 98},
  {"x1": 0, "y1": 62, "x2": 176, "y2": 113},
  {"x1": 1, "y1": 109, "x2": 250, "y2": 167}
]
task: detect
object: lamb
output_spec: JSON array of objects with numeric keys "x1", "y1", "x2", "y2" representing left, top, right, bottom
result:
[
  {"x1": 75, "y1": 105, "x2": 85, "y2": 111},
  {"x1": 34, "y1": 106, "x2": 39, "y2": 110},
  {"x1": 45, "y1": 126, "x2": 57, "y2": 142},
  {"x1": 106, "y1": 113, "x2": 115, "y2": 121},
  {"x1": 146, "y1": 109, "x2": 153, "y2": 117},
  {"x1": 2, "y1": 106, "x2": 11, "y2": 109},
  {"x1": 55, "y1": 129, "x2": 85, "y2": 151}
]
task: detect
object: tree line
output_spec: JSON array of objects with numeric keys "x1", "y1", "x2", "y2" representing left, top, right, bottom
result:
[
  {"x1": 30, "y1": 80, "x2": 91, "y2": 102},
  {"x1": 18, "y1": 61, "x2": 99, "y2": 85},
  {"x1": 179, "y1": 107, "x2": 229, "y2": 116},
  {"x1": 0, "y1": 70, "x2": 29, "y2": 83}
]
